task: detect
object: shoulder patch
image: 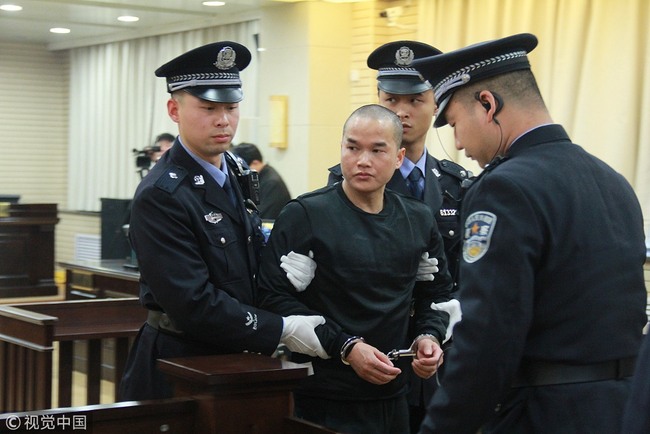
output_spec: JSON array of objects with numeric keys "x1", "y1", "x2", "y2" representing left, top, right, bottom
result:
[
  {"x1": 463, "y1": 211, "x2": 497, "y2": 263},
  {"x1": 154, "y1": 166, "x2": 188, "y2": 193}
]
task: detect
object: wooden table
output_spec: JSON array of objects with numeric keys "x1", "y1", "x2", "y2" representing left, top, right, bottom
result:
[{"x1": 58, "y1": 259, "x2": 140, "y2": 300}]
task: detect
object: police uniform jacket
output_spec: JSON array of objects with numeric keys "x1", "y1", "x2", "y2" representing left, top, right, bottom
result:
[
  {"x1": 120, "y1": 140, "x2": 283, "y2": 400},
  {"x1": 622, "y1": 330, "x2": 650, "y2": 433},
  {"x1": 420, "y1": 124, "x2": 648, "y2": 434}
]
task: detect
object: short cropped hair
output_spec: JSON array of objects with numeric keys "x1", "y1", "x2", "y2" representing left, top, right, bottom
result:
[{"x1": 343, "y1": 104, "x2": 403, "y2": 146}]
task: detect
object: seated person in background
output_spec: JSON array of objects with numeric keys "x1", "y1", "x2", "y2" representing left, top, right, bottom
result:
[
  {"x1": 150, "y1": 132, "x2": 175, "y2": 163},
  {"x1": 232, "y1": 142, "x2": 291, "y2": 219},
  {"x1": 257, "y1": 104, "x2": 453, "y2": 434}
]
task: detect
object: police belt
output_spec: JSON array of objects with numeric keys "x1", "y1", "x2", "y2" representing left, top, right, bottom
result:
[
  {"x1": 146, "y1": 310, "x2": 183, "y2": 337},
  {"x1": 512, "y1": 357, "x2": 636, "y2": 388}
]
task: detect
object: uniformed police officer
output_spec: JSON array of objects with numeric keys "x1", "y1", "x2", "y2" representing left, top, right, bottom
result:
[
  {"x1": 413, "y1": 33, "x2": 647, "y2": 433},
  {"x1": 119, "y1": 41, "x2": 328, "y2": 401}
]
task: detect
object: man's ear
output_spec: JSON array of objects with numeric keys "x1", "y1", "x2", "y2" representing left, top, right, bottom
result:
[{"x1": 167, "y1": 98, "x2": 180, "y2": 123}]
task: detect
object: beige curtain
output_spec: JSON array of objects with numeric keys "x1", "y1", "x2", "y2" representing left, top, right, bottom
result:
[
  {"x1": 418, "y1": 0, "x2": 650, "y2": 235},
  {"x1": 67, "y1": 21, "x2": 259, "y2": 211}
]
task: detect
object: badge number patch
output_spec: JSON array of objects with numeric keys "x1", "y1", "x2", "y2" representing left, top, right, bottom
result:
[{"x1": 463, "y1": 211, "x2": 497, "y2": 263}]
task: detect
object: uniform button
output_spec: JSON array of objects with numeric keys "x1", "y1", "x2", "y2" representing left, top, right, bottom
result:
[
  {"x1": 220, "y1": 237, "x2": 226, "y2": 245},
  {"x1": 449, "y1": 230, "x2": 455, "y2": 236},
  {"x1": 247, "y1": 236, "x2": 252, "y2": 243},
  {"x1": 494, "y1": 403, "x2": 501, "y2": 412}
]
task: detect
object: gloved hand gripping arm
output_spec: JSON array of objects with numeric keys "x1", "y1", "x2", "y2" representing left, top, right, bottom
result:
[{"x1": 280, "y1": 315, "x2": 330, "y2": 359}]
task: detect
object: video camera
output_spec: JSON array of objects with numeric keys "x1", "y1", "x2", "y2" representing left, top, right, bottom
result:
[{"x1": 132, "y1": 146, "x2": 161, "y2": 169}]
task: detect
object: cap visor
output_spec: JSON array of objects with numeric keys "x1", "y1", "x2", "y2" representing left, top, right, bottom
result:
[
  {"x1": 433, "y1": 95, "x2": 451, "y2": 128},
  {"x1": 378, "y1": 79, "x2": 431, "y2": 95},
  {"x1": 185, "y1": 86, "x2": 243, "y2": 103}
]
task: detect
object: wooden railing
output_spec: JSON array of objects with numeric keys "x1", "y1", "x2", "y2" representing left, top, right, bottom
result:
[
  {"x1": 0, "y1": 297, "x2": 145, "y2": 412},
  {"x1": 0, "y1": 298, "x2": 342, "y2": 433},
  {"x1": 0, "y1": 353, "x2": 340, "y2": 434}
]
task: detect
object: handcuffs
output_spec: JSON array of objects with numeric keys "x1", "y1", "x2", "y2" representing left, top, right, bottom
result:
[{"x1": 387, "y1": 348, "x2": 417, "y2": 361}]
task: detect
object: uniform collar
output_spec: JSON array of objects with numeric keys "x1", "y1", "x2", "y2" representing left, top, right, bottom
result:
[
  {"x1": 399, "y1": 151, "x2": 427, "y2": 179},
  {"x1": 177, "y1": 137, "x2": 229, "y2": 187}
]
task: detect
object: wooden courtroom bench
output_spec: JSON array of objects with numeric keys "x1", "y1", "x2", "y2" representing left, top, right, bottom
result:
[
  {"x1": 0, "y1": 297, "x2": 145, "y2": 412},
  {"x1": 0, "y1": 353, "x2": 340, "y2": 434}
]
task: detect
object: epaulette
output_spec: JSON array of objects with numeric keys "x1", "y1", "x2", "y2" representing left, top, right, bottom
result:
[
  {"x1": 154, "y1": 166, "x2": 188, "y2": 194},
  {"x1": 483, "y1": 156, "x2": 509, "y2": 173},
  {"x1": 437, "y1": 159, "x2": 472, "y2": 180}
]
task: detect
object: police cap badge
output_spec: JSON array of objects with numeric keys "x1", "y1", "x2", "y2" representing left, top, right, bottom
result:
[
  {"x1": 155, "y1": 41, "x2": 251, "y2": 103},
  {"x1": 367, "y1": 40, "x2": 442, "y2": 95}
]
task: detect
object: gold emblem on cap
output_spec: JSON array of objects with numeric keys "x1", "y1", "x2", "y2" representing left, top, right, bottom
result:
[
  {"x1": 394, "y1": 46, "x2": 415, "y2": 67},
  {"x1": 214, "y1": 46, "x2": 236, "y2": 70}
]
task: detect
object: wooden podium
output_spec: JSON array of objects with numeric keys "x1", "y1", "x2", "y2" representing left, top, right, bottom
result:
[
  {"x1": 159, "y1": 353, "x2": 324, "y2": 434},
  {"x1": 0, "y1": 203, "x2": 59, "y2": 298}
]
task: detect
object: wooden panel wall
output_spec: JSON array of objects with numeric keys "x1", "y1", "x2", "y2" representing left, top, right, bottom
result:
[
  {"x1": 349, "y1": 0, "x2": 419, "y2": 112},
  {"x1": 0, "y1": 42, "x2": 69, "y2": 206}
]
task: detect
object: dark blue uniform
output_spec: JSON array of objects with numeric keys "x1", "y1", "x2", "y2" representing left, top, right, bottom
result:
[
  {"x1": 420, "y1": 125, "x2": 647, "y2": 434},
  {"x1": 119, "y1": 141, "x2": 283, "y2": 400},
  {"x1": 622, "y1": 327, "x2": 650, "y2": 433}
]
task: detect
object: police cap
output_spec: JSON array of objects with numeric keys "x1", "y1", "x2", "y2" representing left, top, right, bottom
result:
[
  {"x1": 367, "y1": 41, "x2": 442, "y2": 95},
  {"x1": 412, "y1": 33, "x2": 538, "y2": 127},
  {"x1": 155, "y1": 41, "x2": 251, "y2": 103}
]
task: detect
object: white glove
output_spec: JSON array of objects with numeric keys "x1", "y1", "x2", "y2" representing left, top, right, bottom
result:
[
  {"x1": 280, "y1": 315, "x2": 329, "y2": 359},
  {"x1": 431, "y1": 299, "x2": 462, "y2": 343},
  {"x1": 417, "y1": 252, "x2": 439, "y2": 281},
  {"x1": 280, "y1": 250, "x2": 316, "y2": 292}
]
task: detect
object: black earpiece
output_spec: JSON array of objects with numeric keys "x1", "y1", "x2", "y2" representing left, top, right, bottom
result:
[
  {"x1": 475, "y1": 91, "x2": 504, "y2": 122},
  {"x1": 492, "y1": 92, "x2": 503, "y2": 115}
]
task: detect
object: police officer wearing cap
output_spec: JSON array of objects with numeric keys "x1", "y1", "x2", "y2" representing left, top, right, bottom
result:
[
  {"x1": 119, "y1": 41, "x2": 328, "y2": 401},
  {"x1": 329, "y1": 42, "x2": 471, "y2": 290},
  {"x1": 323, "y1": 41, "x2": 471, "y2": 432},
  {"x1": 411, "y1": 33, "x2": 647, "y2": 433}
]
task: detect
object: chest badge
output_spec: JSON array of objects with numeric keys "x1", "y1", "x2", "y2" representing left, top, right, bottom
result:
[{"x1": 204, "y1": 211, "x2": 223, "y2": 224}]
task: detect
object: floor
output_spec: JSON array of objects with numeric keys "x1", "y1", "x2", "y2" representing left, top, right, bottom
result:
[{"x1": 51, "y1": 342, "x2": 117, "y2": 407}]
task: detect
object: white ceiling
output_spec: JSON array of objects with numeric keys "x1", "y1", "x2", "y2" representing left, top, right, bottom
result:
[{"x1": 0, "y1": 0, "x2": 297, "y2": 50}]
